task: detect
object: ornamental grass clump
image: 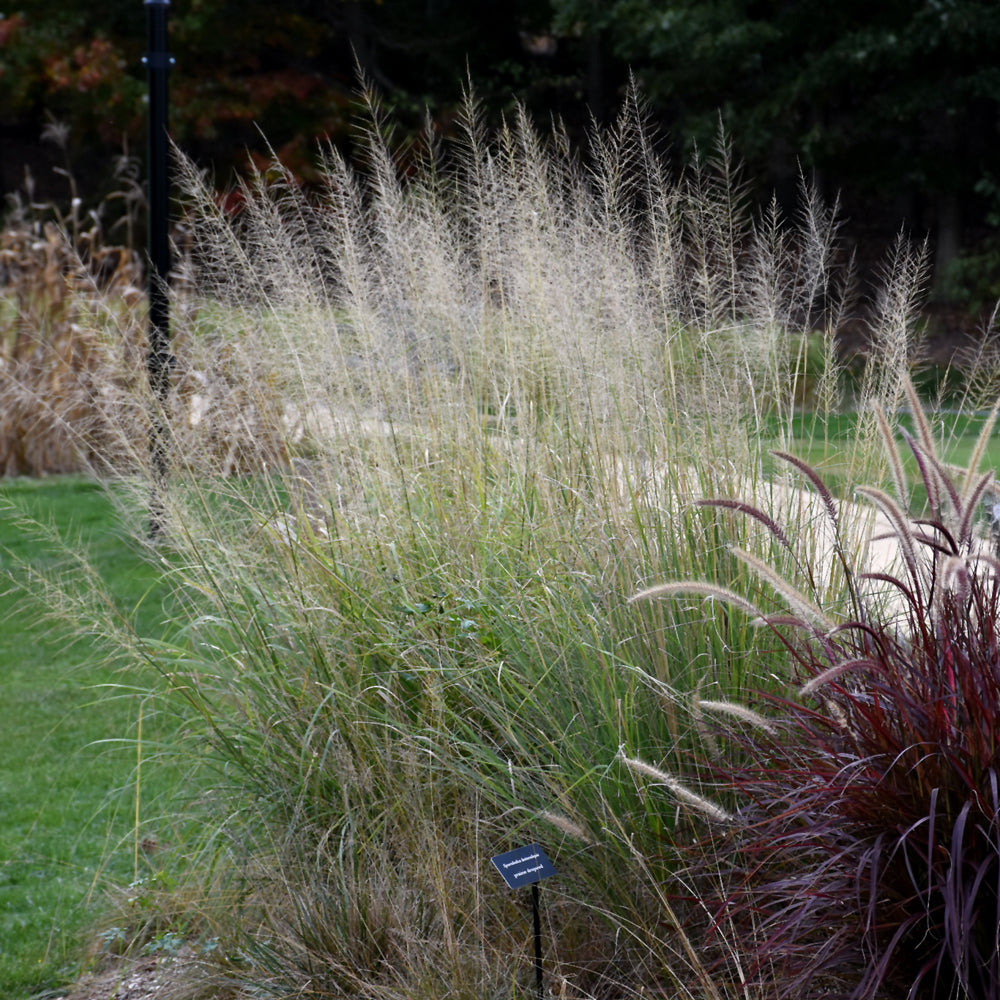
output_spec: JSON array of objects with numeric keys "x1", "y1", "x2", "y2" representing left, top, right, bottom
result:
[
  {"x1": 99, "y1": 88, "x2": 874, "y2": 997},
  {"x1": 637, "y1": 379, "x2": 1000, "y2": 999},
  {"x1": 22, "y1": 84, "x2": 979, "y2": 998}
]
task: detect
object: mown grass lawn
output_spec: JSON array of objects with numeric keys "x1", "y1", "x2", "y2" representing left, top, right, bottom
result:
[
  {"x1": 0, "y1": 477, "x2": 179, "y2": 999},
  {"x1": 768, "y1": 410, "x2": 1000, "y2": 496}
]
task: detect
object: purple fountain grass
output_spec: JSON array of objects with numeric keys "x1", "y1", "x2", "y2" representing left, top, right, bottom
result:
[{"x1": 637, "y1": 394, "x2": 1000, "y2": 1000}]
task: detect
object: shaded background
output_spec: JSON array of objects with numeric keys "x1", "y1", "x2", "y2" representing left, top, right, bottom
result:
[{"x1": 3, "y1": 0, "x2": 1000, "y2": 319}]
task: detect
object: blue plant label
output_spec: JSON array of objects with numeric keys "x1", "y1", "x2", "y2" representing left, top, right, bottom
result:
[{"x1": 491, "y1": 844, "x2": 557, "y2": 889}]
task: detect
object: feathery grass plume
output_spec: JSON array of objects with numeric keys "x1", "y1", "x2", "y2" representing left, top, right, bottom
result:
[
  {"x1": 619, "y1": 751, "x2": 733, "y2": 824},
  {"x1": 792, "y1": 179, "x2": 853, "y2": 421},
  {"x1": 854, "y1": 485, "x2": 927, "y2": 584},
  {"x1": 940, "y1": 554, "x2": 972, "y2": 601},
  {"x1": 771, "y1": 449, "x2": 839, "y2": 530},
  {"x1": 695, "y1": 698, "x2": 778, "y2": 736},
  {"x1": 861, "y1": 233, "x2": 929, "y2": 415},
  {"x1": 696, "y1": 497, "x2": 793, "y2": 553},
  {"x1": 538, "y1": 810, "x2": 592, "y2": 844},
  {"x1": 957, "y1": 470, "x2": 995, "y2": 550},
  {"x1": 897, "y1": 427, "x2": 944, "y2": 517},
  {"x1": 961, "y1": 393, "x2": 1000, "y2": 496},
  {"x1": 902, "y1": 370, "x2": 937, "y2": 457},
  {"x1": 958, "y1": 323, "x2": 1000, "y2": 421},
  {"x1": 683, "y1": 122, "x2": 749, "y2": 330},
  {"x1": 798, "y1": 657, "x2": 885, "y2": 697},
  {"x1": 872, "y1": 402, "x2": 908, "y2": 509},
  {"x1": 729, "y1": 545, "x2": 836, "y2": 631},
  {"x1": 629, "y1": 580, "x2": 765, "y2": 621},
  {"x1": 912, "y1": 428, "x2": 966, "y2": 526}
]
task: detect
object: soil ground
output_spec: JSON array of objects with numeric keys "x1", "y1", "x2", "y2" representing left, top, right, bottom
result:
[{"x1": 51, "y1": 947, "x2": 219, "y2": 1000}]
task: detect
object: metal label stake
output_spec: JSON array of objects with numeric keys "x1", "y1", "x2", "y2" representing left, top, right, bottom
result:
[{"x1": 491, "y1": 843, "x2": 557, "y2": 1000}]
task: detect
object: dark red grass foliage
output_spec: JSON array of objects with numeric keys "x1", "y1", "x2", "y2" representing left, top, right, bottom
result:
[{"x1": 690, "y1": 428, "x2": 1000, "y2": 1000}]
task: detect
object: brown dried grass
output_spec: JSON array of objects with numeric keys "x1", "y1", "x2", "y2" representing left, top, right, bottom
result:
[
  {"x1": 0, "y1": 207, "x2": 290, "y2": 478},
  {"x1": 0, "y1": 214, "x2": 147, "y2": 475}
]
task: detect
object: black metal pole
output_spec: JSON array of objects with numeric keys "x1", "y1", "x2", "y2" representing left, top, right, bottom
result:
[
  {"x1": 143, "y1": 0, "x2": 173, "y2": 534},
  {"x1": 532, "y1": 883, "x2": 543, "y2": 1000}
]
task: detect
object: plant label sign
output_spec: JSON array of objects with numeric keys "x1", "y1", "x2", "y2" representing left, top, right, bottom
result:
[{"x1": 491, "y1": 844, "x2": 557, "y2": 889}]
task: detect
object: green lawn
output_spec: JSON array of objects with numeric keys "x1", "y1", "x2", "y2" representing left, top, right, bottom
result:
[
  {"x1": 769, "y1": 410, "x2": 1000, "y2": 496},
  {"x1": 0, "y1": 478, "x2": 179, "y2": 999}
]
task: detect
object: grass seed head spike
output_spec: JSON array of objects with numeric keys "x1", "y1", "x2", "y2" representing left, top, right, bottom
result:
[
  {"x1": 729, "y1": 545, "x2": 836, "y2": 632},
  {"x1": 618, "y1": 752, "x2": 734, "y2": 824},
  {"x1": 961, "y1": 394, "x2": 1000, "y2": 499},
  {"x1": 873, "y1": 403, "x2": 907, "y2": 507},
  {"x1": 902, "y1": 371, "x2": 936, "y2": 457},
  {"x1": 628, "y1": 581, "x2": 765, "y2": 621},
  {"x1": 695, "y1": 698, "x2": 778, "y2": 736},
  {"x1": 770, "y1": 449, "x2": 840, "y2": 529},
  {"x1": 696, "y1": 497, "x2": 793, "y2": 552}
]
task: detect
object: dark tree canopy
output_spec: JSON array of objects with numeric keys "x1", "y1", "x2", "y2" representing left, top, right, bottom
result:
[
  {"x1": 3, "y1": 0, "x2": 999, "y2": 299},
  {"x1": 553, "y1": 2, "x2": 1000, "y2": 219}
]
